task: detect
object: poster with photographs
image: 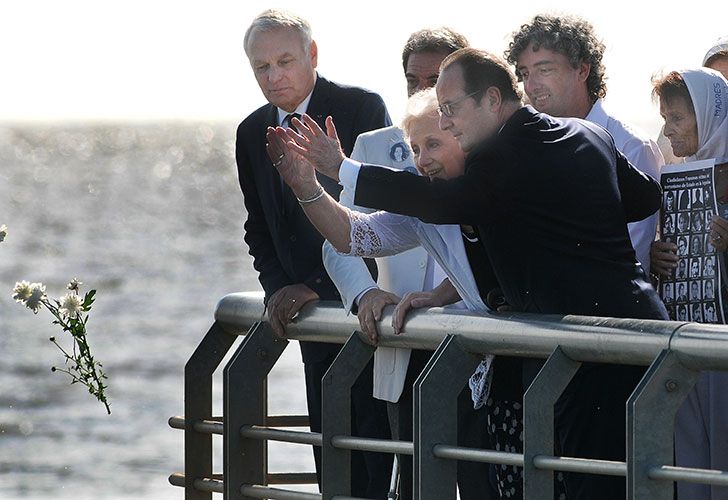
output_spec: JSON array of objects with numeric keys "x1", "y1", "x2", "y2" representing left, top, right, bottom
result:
[{"x1": 660, "y1": 159, "x2": 723, "y2": 323}]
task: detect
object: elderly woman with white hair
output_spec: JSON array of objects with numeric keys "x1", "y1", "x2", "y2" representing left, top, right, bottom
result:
[{"x1": 652, "y1": 67, "x2": 728, "y2": 500}]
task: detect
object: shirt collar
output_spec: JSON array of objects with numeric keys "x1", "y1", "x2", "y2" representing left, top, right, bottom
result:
[
  {"x1": 276, "y1": 76, "x2": 316, "y2": 127},
  {"x1": 585, "y1": 98, "x2": 608, "y2": 128}
]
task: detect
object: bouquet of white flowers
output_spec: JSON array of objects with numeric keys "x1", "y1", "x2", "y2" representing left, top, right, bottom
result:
[
  {"x1": 12, "y1": 277, "x2": 111, "y2": 414},
  {"x1": 4, "y1": 223, "x2": 110, "y2": 413}
]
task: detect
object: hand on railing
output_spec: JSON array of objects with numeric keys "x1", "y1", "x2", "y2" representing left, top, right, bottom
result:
[
  {"x1": 392, "y1": 279, "x2": 462, "y2": 334},
  {"x1": 266, "y1": 284, "x2": 319, "y2": 338},
  {"x1": 356, "y1": 288, "x2": 401, "y2": 344}
]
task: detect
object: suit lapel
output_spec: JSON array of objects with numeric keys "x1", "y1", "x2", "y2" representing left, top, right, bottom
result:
[
  {"x1": 305, "y1": 74, "x2": 330, "y2": 126},
  {"x1": 302, "y1": 76, "x2": 342, "y2": 198}
]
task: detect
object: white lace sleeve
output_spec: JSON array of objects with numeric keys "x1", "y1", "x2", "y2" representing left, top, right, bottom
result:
[{"x1": 347, "y1": 210, "x2": 420, "y2": 257}]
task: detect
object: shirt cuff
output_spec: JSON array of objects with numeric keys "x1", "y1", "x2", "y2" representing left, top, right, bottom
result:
[
  {"x1": 353, "y1": 286, "x2": 379, "y2": 307},
  {"x1": 339, "y1": 158, "x2": 362, "y2": 191}
]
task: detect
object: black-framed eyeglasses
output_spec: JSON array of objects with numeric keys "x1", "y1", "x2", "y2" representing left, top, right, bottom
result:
[{"x1": 437, "y1": 91, "x2": 479, "y2": 117}]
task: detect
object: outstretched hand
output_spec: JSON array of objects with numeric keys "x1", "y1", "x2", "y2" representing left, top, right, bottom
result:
[
  {"x1": 265, "y1": 126, "x2": 319, "y2": 198},
  {"x1": 284, "y1": 114, "x2": 346, "y2": 181}
]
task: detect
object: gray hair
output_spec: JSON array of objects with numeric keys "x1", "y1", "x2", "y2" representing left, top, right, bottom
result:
[
  {"x1": 401, "y1": 88, "x2": 440, "y2": 139},
  {"x1": 244, "y1": 9, "x2": 313, "y2": 57}
]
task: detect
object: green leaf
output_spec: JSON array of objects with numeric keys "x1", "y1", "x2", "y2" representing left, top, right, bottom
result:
[{"x1": 82, "y1": 290, "x2": 96, "y2": 309}]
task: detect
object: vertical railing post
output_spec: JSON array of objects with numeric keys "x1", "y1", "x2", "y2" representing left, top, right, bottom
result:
[
  {"x1": 414, "y1": 335, "x2": 482, "y2": 500},
  {"x1": 321, "y1": 332, "x2": 375, "y2": 500},
  {"x1": 522, "y1": 346, "x2": 580, "y2": 499},
  {"x1": 224, "y1": 322, "x2": 288, "y2": 499},
  {"x1": 627, "y1": 349, "x2": 699, "y2": 499},
  {"x1": 185, "y1": 321, "x2": 239, "y2": 500}
]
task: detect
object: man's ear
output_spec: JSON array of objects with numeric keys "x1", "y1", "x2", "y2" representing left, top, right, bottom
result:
[
  {"x1": 577, "y1": 62, "x2": 591, "y2": 83},
  {"x1": 310, "y1": 40, "x2": 318, "y2": 68},
  {"x1": 485, "y1": 86, "x2": 502, "y2": 110}
]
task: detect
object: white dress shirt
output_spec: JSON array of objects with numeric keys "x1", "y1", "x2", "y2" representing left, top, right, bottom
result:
[
  {"x1": 276, "y1": 88, "x2": 313, "y2": 126},
  {"x1": 586, "y1": 99, "x2": 664, "y2": 274}
]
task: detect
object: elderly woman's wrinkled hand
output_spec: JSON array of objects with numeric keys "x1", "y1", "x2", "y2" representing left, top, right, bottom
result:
[
  {"x1": 391, "y1": 290, "x2": 445, "y2": 335},
  {"x1": 356, "y1": 288, "x2": 401, "y2": 345},
  {"x1": 284, "y1": 114, "x2": 346, "y2": 181},
  {"x1": 265, "y1": 126, "x2": 318, "y2": 196},
  {"x1": 711, "y1": 216, "x2": 728, "y2": 252}
]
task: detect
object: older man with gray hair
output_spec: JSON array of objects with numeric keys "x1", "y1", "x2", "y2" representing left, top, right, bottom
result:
[{"x1": 236, "y1": 9, "x2": 392, "y2": 496}]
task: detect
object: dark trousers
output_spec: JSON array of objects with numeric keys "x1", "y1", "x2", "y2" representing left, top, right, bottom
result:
[
  {"x1": 553, "y1": 363, "x2": 646, "y2": 500},
  {"x1": 303, "y1": 343, "x2": 392, "y2": 498},
  {"x1": 387, "y1": 349, "x2": 497, "y2": 500}
]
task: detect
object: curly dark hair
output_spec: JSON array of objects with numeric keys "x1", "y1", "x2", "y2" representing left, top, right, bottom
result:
[
  {"x1": 504, "y1": 14, "x2": 607, "y2": 103},
  {"x1": 402, "y1": 27, "x2": 469, "y2": 73}
]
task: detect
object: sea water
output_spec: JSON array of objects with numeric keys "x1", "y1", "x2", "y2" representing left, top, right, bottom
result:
[{"x1": 0, "y1": 122, "x2": 312, "y2": 498}]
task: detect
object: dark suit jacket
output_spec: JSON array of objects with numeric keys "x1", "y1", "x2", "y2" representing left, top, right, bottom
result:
[
  {"x1": 236, "y1": 74, "x2": 391, "y2": 361},
  {"x1": 353, "y1": 105, "x2": 667, "y2": 320}
]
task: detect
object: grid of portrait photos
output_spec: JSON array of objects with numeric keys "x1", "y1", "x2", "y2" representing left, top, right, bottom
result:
[
  {"x1": 660, "y1": 160, "x2": 724, "y2": 323},
  {"x1": 659, "y1": 160, "x2": 724, "y2": 323}
]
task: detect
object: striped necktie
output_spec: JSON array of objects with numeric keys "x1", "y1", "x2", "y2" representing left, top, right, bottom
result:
[{"x1": 283, "y1": 113, "x2": 301, "y2": 132}]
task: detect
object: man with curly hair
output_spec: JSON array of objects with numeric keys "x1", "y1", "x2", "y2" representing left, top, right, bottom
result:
[{"x1": 505, "y1": 14, "x2": 663, "y2": 278}]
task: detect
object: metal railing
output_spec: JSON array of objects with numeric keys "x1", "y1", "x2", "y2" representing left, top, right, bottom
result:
[{"x1": 168, "y1": 291, "x2": 728, "y2": 499}]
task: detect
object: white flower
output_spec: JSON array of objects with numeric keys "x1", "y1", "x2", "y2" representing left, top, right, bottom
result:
[
  {"x1": 0, "y1": 224, "x2": 7, "y2": 242},
  {"x1": 12, "y1": 281, "x2": 33, "y2": 302},
  {"x1": 24, "y1": 283, "x2": 46, "y2": 314},
  {"x1": 59, "y1": 292, "x2": 83, "y2": 319},
  {"x1": 67, "y1": 278, "x2": 83, "y2": 292}
]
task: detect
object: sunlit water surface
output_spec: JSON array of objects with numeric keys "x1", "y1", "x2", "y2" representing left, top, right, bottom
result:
[{"x1": 0, "y1": 122, "x2": 313, "y2": 499}]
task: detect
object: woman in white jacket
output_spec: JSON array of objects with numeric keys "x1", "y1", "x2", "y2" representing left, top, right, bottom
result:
[{"x1": 267, "y1": 88, "x2": 557, "y2": 499}]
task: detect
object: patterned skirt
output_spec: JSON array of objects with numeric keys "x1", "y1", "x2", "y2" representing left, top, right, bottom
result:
[{"x1": 486, "y1": 398, "x2": 568, "y2": 500}]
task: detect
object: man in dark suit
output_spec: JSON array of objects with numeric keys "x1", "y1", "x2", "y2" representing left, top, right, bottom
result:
[
  {"x1": 268, "y1": 48, "x2": 668, "y2": 499},
  {"x1": 237, "y1": 9, "x2": 392, "y2": 496}
]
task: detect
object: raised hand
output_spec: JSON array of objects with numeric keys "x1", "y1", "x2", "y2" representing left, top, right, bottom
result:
[
  {"x1": 265, "y1": 126, "x2": 320, "y2": 198},
  {"x1": 284, "y1": 114, "x2": 346, "y2": 181}
]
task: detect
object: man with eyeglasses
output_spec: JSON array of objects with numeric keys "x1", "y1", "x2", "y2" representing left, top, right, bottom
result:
[
  {"x1": 266, "y1": 47, "x2": 668, "y2": 500},
  {"x1": 321, "y1": 28, "x2": 497, "y2": 500}
]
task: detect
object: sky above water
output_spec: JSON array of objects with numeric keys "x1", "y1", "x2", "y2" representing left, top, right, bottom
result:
[{"x1": 2, "y1": 0, "x2": 725, "y2": 136}]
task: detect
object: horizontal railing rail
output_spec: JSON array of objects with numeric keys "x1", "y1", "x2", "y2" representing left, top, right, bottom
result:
[{"x1": 170, "y1": 291, "x2": 728, "y2": 499}]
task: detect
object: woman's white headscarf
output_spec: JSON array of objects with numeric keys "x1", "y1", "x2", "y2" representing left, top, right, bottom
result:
[{"x1": 681, "y1": 68, "x2": 728, "y2": 163}]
